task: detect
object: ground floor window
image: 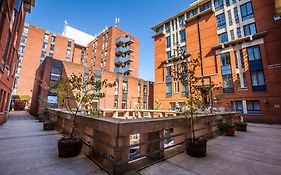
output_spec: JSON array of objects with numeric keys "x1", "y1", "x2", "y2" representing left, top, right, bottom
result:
[
  {"x1": 247, "y1": 100, "x2": 261, "y2": 114},
  {"x1": 122, "y1": 101, "x2": 127, "y2": 109}
]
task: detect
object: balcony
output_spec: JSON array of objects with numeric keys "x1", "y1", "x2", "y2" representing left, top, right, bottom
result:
[
  {"x1": 115, "y1": 46, "x2": 134, "y2": 56},
  {"x1": 115, "y1": 36, "x2": 134, "y2": 46},
  {"x1": 114, "y1": 56, "x2": 133, "y2": 66},
  {"x1": 115, "y1": 66, "x2": 133, "y2": 74}
]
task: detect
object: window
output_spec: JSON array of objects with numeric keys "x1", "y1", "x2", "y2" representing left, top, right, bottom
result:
[
  {"x1": 2, "y1": 32, "x2": 11, "y2": 69},
  {"x1": 241, "y1": 2, "x2": 254, "y2": 21},
  {"x1": 66, "y1": 49, "x2": 71, "y2": 61},
  {"x1": 44, "y1": 33, "x2": 49, "y2": 42},
  {"x1": 221, "y1": 52, "x2": 231, "y2": 66},
  {"x1": 51, "y1": 36, "x2": 56, "y2": 43},
  {"x1": 218, "y1": 32, "x2": 228, "y2": 43},
  {"x1": 67, "y1": 40, "x2": 72, "y2": 48},
  {"x1": 244, "y1": 23, "x2": 256, "y2": 36},
  {"x1": 230, "y1": 30, "x2": 235, "y2": 40},
  {"x1": 240, "y1": 49, "x2": 245, "y2": 68},
  {"x1": 237, "y1": 27, "x2": 242, "y2": 38},
  {"x1": 166, "y1": 66, "x2": 172, "y2": 77},
  {"x1": 181, "y1": 46, "x2": 186, "y2": 54},
  {"x1": 228, "y1": 10, "x2": 233, "y2": 26},
  {"x1": 232, "y1": 0, "x2": 236, "y2": 4},
  {"x1": 114, "y1": 101, "x2": 118, "y2": 109},
  {"x1": 231, "y1": 101, "x2": 243, "y2": 112},
  {"x1": 165, "y1": 22, "x2": 170, "y2": 33},
  {"x1": 186, "y1": 8, "x2": 198, "y2": 18},
  {"x1": 115, "y1": 82, "x2": 119, "y2": 95},
  {"x1": 234, "y1": 7, "x2": 239, "y2": 23},
  {"x1": 42, "y1": 42, "x2": 47, "y2": 50},
  {"x1": 49, "y1": 53, "x2": 53, "y2": 57},
  {"x1": 179, "y1": 30, "x2": 186, "y2": 43},
  {"x1": 50, "y1": 44, "x2": 55, "y2": 51},
  {"x1": 247, "y1": 100, "x2": 261, "y2": 114},
  {"x1": 156, "y1": 26, "x2": 164, "y2": 33},
  {"x1": 216, "y1": 13, "x2": 226, "y2": 30},
  {"x1": 247, "y1": 46, "x2": 261, "y2": 61},
  {"x1": 143, "y1": 102, "x2": 147, "y2": 109},
  {"x1": 166, "y1": 83, "x2": 172, "y2": 97},
  {"x1": 122, "y1": 82, "x2": 128, "y2": 94},
  {"x1": 166, "y1": 36, "x2": 171, "y2": 48},
  {"x1": 122, "y1": 101, "x2": 127, "y2": 109},
  {"x1": 251, "y1": 71, "x2": 265, "y2": 86},
  {"x1": 222, "y1": 75, "x2": 234, "y2": 93},
  {"x1": 200, "y1": 1, "x2": 212, "y2": 12},
  {"x1": 214, "y1": 0, "x2": 224, "y2": 11},
  {"x1": 226, "y1": 0, "x2": 230, "y2": 6},
  {"x1": 237, "y1": 74, "x2": 241, "y2": 88},
  {"x1": 179, "y1": 15, "x2": 185, "y2": 28},
  {"x1": 166, "y1": 51, "x2": 172, "y2": 59},
  {"x1": 243, "y1": 72, "x2": 247, "y2": 88},
  {"x1": 143, "y1": 85, "x2": 147, "y2": 96}
]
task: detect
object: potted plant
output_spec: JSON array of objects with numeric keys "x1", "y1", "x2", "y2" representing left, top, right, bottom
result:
[
  {"x1": 172, "y1": 49, "x2": 216, "y2": 157},
  {"x1": 218, "y1": 123, "x2": 236, "y2": 136},
  {"x1": 52, "y1": 72, "x2": 115, "y2": 158},
  {"x1": 235, "y1": 116, "x2": 247, "y2": 131}
]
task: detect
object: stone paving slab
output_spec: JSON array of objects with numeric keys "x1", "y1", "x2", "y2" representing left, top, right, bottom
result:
[
  {"x1": 0, "y1": 111, "x2": 106, "y2": 175},
  {"x1": 140, "y1": 126, "x2": 281, "y2": 175}
]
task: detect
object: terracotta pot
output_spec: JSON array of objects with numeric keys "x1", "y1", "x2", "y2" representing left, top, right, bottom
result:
[
  {"x1": 186, "y1": 139, "x2": 207, "y2": 157},
  {"x1": 226, "y1": 127, "x2": 236, "y2": 136},
  {"x1": 58, "y1": 137, "x2": 82, "y2": 158}
]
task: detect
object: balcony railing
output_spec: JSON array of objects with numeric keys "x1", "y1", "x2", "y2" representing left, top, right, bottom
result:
[
  {"x1": 115, "y1": 36, "x2": 134, "y2": 46},
  {"x1": 48, "y1": 109, "x2": 238, "y2": 175},
  {"x1": 115, "y1": 46, "x2": 133, "y2": 56},
  {"x1": 114, "y1": 56, "x2": 133, "y2": 66}
]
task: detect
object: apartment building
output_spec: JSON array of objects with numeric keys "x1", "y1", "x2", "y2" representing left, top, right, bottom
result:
[
  {"x1": 87, "y1": 26, "x2": 139, "y2": 78},
  {"x1": 0, "y1": 0, "x2": 35, "y2": 124},
  {"x1": 13, "y1": 24, "x2": 92, "y2": 97},
  {"x1": 30, "y1": 57, "x2": 153, "y2": 116},
  {"x1": 152, "y1": 0, "x2": 281, "y2": 123}
]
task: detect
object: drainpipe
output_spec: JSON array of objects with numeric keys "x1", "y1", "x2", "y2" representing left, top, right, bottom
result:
[{"x1": 197, "y1": 16, "x2": 204, "y2": 86}]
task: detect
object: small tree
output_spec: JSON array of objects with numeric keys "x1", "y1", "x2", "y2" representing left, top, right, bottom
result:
[
  {"x1": 52, "y1": 72, "x2": 115, "y2": 138},
  {"x1": 173, "y1": 55, "x2": 216, "y2": 142}
]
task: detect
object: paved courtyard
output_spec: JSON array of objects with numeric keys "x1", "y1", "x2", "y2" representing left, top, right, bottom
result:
[
  {"x1": 0, "y1": 111, "x2": 106, "y2": 175},
  {"x1": 139, "y1": 123, "x2": 281, "y2": 175},
  {"x1": 1, "y1": 111, "x2": 281, "y2": 175}
]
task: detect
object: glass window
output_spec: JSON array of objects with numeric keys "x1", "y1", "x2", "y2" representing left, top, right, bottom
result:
[
  {"x1": 226, "y1": 0, "x2": 230, "y2": 6},
  {"x1": 166, "y1": 36, "x2": 171, "y2": 48},
  {"x1": 166, "y1": 51, "x2": 172, "y2": 59},
  {"x1": 122, "y1": 101, "x2": 127, "y2": 109},
  {"x1": 181, "y1": 46, "x2": 186, "y2": 54},
  {"x1": 122, "y1": 82, "x2": 128, "y2": 94},
  {"x1": 240, "y1": 49, "x2": 245, "y2": 68},
  {"x1": 218, "y1": 32, "x2": 229, "y2": 43},
  {"x1": 143, "y1": 85, "x2": 147, "y2": 96},
  {"x1": 244, "y1": 23, "x2": 257, "y2": 36},
  {"x1": 231, "y1": 101, "x2": 243, "y2": 112},
  {"x1": 216, "y1": 13, "x2": 226, "y2": 30},
  {"x1": 214, "y1": 0, "x2": 224, "y2": 11},
  {"x1": 251, "y1": 71, "x2": 265, "y2": 86},
  {"x1": 237, "y1": 27, "x2": 242, "y2": 38},
  {"x1": 179, "y1": 15, "x2": 185, "y2": 28},
  {"x1": 232, "y1": 0, "x2": 236, "y2": 4},
  {"x1": 243, "y1": 72, "x2": 247, "y2": 88},
  {"x1": 234, "y1": 7, "x2": 240, "y2": 23},
  {"x1": 156, "y1": 26, "x2": 164, "y2": 33},
  {"x1": 237, "y1": 74, "x2": 241, "y2": 88},
  {"x1": 222, "y1": 75, "x2": 234, "y2": 93},
  {"x1": 115, "y1": 82, "x2": 119, "y2": 95},
  {"x1": 44, "y1": 33, "x2": 49, "y2": 42},
  {"x1": 221, "y1": 52, "x2": 231, "y2": 66},
  {"x1": 180, "y1": 29, "x2": 186, "y2": 43},
  {"x1": 247, "y1": 100, "x2": 261, "y2": 114},
  {"x1": 199, "y1": 1, "x2": 212, "y2": 12},
  {"x1": 51, "y1": 36, "x2": 56, "y2": 43},
  {"x1": 166, "y1": 66, "x2": 172, "y2": 76},
  {"x1": 230, "y1": 30, "x2": 235, "y2": 40},
  {"x1": 186, "y1": 8, "x2": 198, "y2": 19},
  {"x1": 228, "y1": 10, "x2": 233, "y2": 26},
  {"x1": 247, "y1": 46, "x2": 261, "y2": 61},
  {"x1": 166, "y1": 83, "x2": 172, "y2": 96},
  {"x1": 165, "y1": 22, "x2": 170, "y2": 33},
  {"x1": 67, "y1": 40, "x2": 72, "y2": 48},
  {"x1": 241, "y1": 2, "x2": 254, "y2": 21}
]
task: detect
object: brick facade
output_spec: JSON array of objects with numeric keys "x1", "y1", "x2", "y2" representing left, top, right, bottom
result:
[
  {"x1": 152, "y1": 0, "x2": 281, "y2": 123},
  {"x1": 0, "y1": 0, "x2": 35, "y2": 125}
]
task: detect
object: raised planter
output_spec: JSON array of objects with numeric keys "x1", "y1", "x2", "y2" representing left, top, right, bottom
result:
[
  {"x1": 225, "y1": 126, "x2": 235, "y2": 136},
  {"x1": 186, "y1": 138, "x2": 207, "y2": 157},
  {"x1": 58, "y1": 137, "x2": 82, "y2": 158}
]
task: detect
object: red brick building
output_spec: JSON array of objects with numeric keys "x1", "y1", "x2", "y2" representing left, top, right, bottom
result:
[
  {"x1": 86, "y1": 26, "x2": 139, "y2": 78},
  {"x1": 152, "y1": 0, "x2": 281, "y2": 123},
  {"x1": 30, "y1": 57, "x2": 153, "y2": 116},
  {"x1": 0, "y1": 0, "x2": 35, "y2": 124},
  {"x1": 14, "y1": 24, "x2": 88, "y2": 97}
]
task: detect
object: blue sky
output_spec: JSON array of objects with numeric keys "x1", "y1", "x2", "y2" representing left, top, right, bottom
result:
[{"x1": 26, "y1": 0, "x2": 193, "y2": 81}]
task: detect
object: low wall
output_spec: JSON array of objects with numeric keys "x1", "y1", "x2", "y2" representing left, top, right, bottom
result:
[{"x1": 48, "y1": 109, "x2": 238, "y2": 175}]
